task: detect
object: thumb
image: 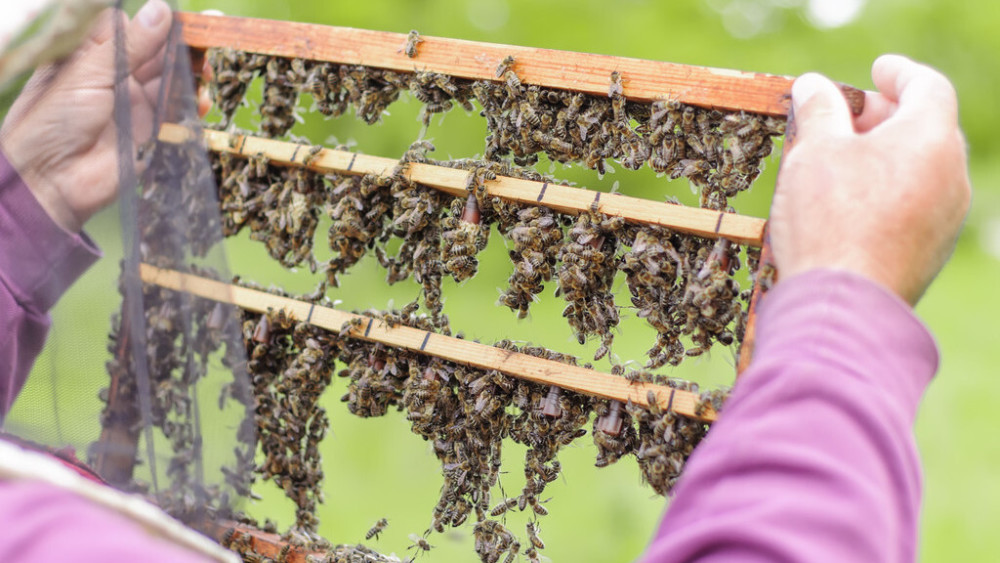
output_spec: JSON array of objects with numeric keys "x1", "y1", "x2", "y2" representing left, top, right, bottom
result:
[
  {"x1": 125, "y1": 0, "x2": 171, "y2": 73},
  {"x1": 791, "y1": 72, "x2": 854, "y2": 139}
]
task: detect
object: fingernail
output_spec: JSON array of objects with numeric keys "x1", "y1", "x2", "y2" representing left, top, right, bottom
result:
[
  {"x1": 792, "y1": 73, "x2": 827, "y2": 111},
  {"x1": 137, "y1": 0, "x2": 167, "y2": 28}
]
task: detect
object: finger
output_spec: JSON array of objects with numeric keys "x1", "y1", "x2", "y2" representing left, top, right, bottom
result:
[
  {"x1": 133, "y1": 41, "x2": 166, "y2": 85},
  {"x1": 83, "y1": 8, "x2": 119, "y2": 48},
  {"x1": 125, "y1": 0, "x2": 172, "y2": 74},
  {"x1": 131, "y1": 77, "x2": 160, "y2": 145},
  {"x1": 852, "y1": 90, "x2": 897, "y2": 133},
  {"x1": 871, "y1": 54, "x2": 958, "y2": 128},
  {"x1": 198, "y1": 86, "x2": 213, "y2": 118},
  {"x1": 202, "y1": 56, "x2": 214, "y2": 83},
  {"x1": 791, "y1": 72, "x2": 855, "y2": 140}
]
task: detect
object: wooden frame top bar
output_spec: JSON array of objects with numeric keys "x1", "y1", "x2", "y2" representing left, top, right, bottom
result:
[
  {"x1": 159, "y1": 124, "x2": 767, "y2": 247},
  {"x1": 177, "y1": 12, "x2": 864, "y2": 117},
  {"x1": 139, "y1": 264, "x2": 717, "y2": 422}
]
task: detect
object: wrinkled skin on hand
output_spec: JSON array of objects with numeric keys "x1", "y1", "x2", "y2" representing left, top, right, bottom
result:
[
  {"x1": 769, "y1": 54, "x2": 971, "y2": 306},
  {"x1": 0, "y1": 0, "x2": 173, "y2": 233}
]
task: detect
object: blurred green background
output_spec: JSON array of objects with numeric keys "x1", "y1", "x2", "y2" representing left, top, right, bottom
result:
[{"x1": 12, "y1": 0, "x2": 1000, "y2": 561}]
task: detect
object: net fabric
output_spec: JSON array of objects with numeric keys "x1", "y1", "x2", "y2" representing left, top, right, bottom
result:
[{"x1": 0, "y1": 0, "x2": 253, "y2": 530}]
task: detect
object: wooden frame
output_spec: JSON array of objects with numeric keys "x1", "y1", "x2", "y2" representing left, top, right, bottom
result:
[
  {"x1": 174, "y1": 12, "x2": 868, "y2": 378},
  {"x1": 210, "y1": 522, "x2": 321, "y2": 563},
  {"x1": 177, "y1": 13, "x2": 864, "y2": 117},
  {"x1": 107, "y1": 14, "x2": 869, "y2": 557}
]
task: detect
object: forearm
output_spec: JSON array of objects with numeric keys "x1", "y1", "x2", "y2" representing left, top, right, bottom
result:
[
  {"x1": 643, "y1": 270, "x2": 937, "y2": 562},
  {"x1": 0, "y1": 149, "x2": 100, "y2": 419}
]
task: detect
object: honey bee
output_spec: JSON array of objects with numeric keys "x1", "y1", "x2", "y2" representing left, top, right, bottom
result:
[
  {"x1": 526, "y1": 522, "x2": 545, "y2": 550},
  {"x1": 490, "y1": 497, "x2": 518, "y2": 517},
  {"x1": 528, "y1": 496, "x2": 549, "y2": 516},
  {"x1": 408, "y1": 533, "x2": 434, "y2": 552},
  {"x1": 495, "y1": 55, "x2": 516, "y2": 79},
  {"x1": 608, "y1": 70, "x2": 624, "y2": 98},
  {"x1": 301, "y1": 144, "x2": 324, "y2": 166},
  {"x1": 401, "y1": 30, "x2": 424, "y2": 58},
  {"x1": 365, "y1": 518, "x2": 389, "y2": 541}
]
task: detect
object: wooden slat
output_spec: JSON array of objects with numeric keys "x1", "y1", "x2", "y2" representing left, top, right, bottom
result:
[
  {"x1": 736, "y1": 110, "x2": 799, "y2": 374},
  {"x1": 177, "y1": 12, "x2": 864, "y2": 117},
  {"x1": 210, "y1": 522, "x2": 313, "y2": 563},
  {"x1": 92, "y1": 305, "x2": 140, "y2": 487},
  {"x1": 139, "y1": 264, "x2": 717, "y2": 422},
  {"x1": 159, "y1": 124, "x2": 766, "y2": 247}
]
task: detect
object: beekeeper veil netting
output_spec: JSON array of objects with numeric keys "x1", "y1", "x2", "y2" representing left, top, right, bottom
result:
[{"x1": 0, "y1": 0, "x2": 254, "y2": 528}]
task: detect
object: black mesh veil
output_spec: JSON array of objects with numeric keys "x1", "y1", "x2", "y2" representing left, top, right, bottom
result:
[{"x1": 0, "y1": 0, "x2": 254, "y2": 531}]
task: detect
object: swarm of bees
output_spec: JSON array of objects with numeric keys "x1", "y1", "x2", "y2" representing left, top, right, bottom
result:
[
  {"x1": 205, "y1": 45, "x2": 773, "y2": 367},
  {"x1": 209, "y1": 140, "x2": 751, "y2": 368},
  {"x1": 557, "y1": 209, "x2": 626, "y2": 360},
  {"x1": 498, "y1": 205, "x2": 567, "y2": 319},
  {"x1": 208, "y1": 285, "x2": 729, "y2": 562},
  {"x1": 105, "y1": 41, "x2": 798, "y2": 562},
  {"x1": 207, "y1": 48, "x2": 784, "y2": 209},
  {"x1": 620, "y1": 222, "x2": 747, "y2": 368},
  {"x1": 240, "y1": 296, "x2": 335, "y2": 533},
  {"x1": 213, "y1": 149, "x2": 327, "y2": 271},
  {"x1": 98, "y1": 130, "x2": 257, "y2": 526}
]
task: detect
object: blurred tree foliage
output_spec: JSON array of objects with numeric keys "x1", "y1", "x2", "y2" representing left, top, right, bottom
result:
[{"x1": 164, "y1": 1, "x2": 998, "y2": 561}]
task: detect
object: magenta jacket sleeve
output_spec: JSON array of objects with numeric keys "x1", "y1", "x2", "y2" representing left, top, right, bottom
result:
[
  {"x1": 641, "y1": 270, "x2": 937, "y2": 563},
  {"x1": 0, "y1": 150, "x2": 213, "y2": 562},
  {"x1": 0, "y1": 149, "x2": 100, "y2": 419}
]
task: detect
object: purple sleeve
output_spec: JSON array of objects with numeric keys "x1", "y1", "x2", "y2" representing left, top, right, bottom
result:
[
  {"x1": 641, "y1": 270, "x2": 937, "y2": 563},
  {"x1": 0, "y1": 151, "x2": 211, "y2": 562},
  {"x1": 0, "y1": 480, "x2": 214, "y2": 562},
  {"x1": 0, "y1": 149, "x2": 100, "y2": 418}
]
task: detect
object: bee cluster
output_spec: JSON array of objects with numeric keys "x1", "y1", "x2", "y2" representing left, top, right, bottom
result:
[
  {"x1": 96, "y1": 127, "x2": 258, "y2": 525},
  {"x1": 556, "y1": 210, "x2": 627, "y2": 360},
  {"x1": 240, "y1": 287, "x2": 336, "y2": 533},
  {"x1": 229, "y1": 292, "x2": 728, "y2": 562},
  {"x1": 212, "y1": 148, "x2": 326, "y2": 272},
  {"x1": 620, "y1": 226, "x2": 746, "y2": 368},
  {"x1": 209, "y1": 48, "x2": 478, "y2": 134},
  {"x1": 210, "y1": 141, "x2": 750, "y2": 369},
  {"x1": 187, "y1": 42, "x2": 790, "y2": 561},
  {"x1": 207, "y1": 48, "x2": 784, "y2": 209},
  {"x1": 498, "y1": 205, "x2": 567, "y2": 319}
]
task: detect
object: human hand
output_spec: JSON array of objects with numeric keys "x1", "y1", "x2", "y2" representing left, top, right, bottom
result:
[
  {"x1": 768, "y1": 54, "x2": 971, "y2": 306},
  {"x1": 0, "y1": 0, "x2": 172, "y2": 233}
]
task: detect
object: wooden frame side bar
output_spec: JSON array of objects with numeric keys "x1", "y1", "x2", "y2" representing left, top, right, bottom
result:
[
  {"x1": 177, "y1": 12, "x2": 864, "y2": 117},
  {"x1": 210, "y1": 522, "x2": 313, "y2": 563},
  {"x1": 139, "y1": 264, "x2": 717, "y2": 422},
  {"x1": 159, "y1": 124, "x2": 766, "y2": 247}
]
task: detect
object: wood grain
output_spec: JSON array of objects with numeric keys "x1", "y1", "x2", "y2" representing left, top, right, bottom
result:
[
  {"x1": 159, "y1": 124, "x2": 767, "y2": 247},
  {"x1": 177, "y1": 12, "x2": 864, "y2": 117},
  {"x1": 139, "y1": 264, "x2": 717, "y2": 422}
]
